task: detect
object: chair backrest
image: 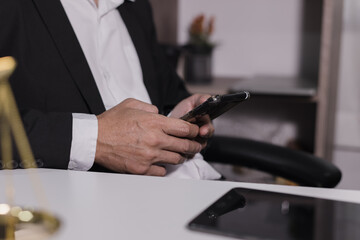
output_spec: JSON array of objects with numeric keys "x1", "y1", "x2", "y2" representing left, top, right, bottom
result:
[{"x1": 203, "y1": 136, "x2": 342, "y2": 188}]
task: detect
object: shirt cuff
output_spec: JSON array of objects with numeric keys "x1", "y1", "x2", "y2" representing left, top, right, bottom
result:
[{"x1": 69, "y1": 113, "x2": 98, "y2": 171}]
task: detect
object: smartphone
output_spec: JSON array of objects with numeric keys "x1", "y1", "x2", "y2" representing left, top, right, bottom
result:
[{"x1": 180, "y1": 91, "x2": 250, "y2": 123}]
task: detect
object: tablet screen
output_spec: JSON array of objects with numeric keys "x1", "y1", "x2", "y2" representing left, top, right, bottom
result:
[{"x1": 188, "y1": 188, "x2": 360, "y2": 240}]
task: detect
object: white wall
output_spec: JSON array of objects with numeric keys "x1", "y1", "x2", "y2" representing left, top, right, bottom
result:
[
  {"x1": 331, "y1": 0, "x2": 360, "y2": 190},
  {"x1": 177, "y1": 0, "x2": 303, "y2": 78},
  {"x1": 334, "y1": 0, "x2": 360, "y2": 148}
]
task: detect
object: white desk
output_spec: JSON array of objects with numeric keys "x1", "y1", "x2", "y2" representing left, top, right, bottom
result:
[{"x1": 1, "y1": 169, "x2": 360, "y2": 240}]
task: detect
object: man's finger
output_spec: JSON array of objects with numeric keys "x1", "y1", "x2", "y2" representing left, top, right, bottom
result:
[
  {"x1": 197, "y1": 94, "x2": 211, "y2": 105},
  {"x1": 146, "y1": 165, "x2": 167, "y2": 176},
  {"x1": 199, "y1": 123, "x2": 214, "y2": 138},
  {"x1": 162, "y1": 118, "x2": 199, "y2": 138},
  {"x1": 161, "y1": 135, "x2": 202, "y2": 156},
  {"x1": 154, "y1": 150, "x2": 186, "y2": 165}
]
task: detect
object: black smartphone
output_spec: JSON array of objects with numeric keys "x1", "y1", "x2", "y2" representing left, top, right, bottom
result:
[{"x1": 180, "y1": 91, "x2": 250, "y2": 123}]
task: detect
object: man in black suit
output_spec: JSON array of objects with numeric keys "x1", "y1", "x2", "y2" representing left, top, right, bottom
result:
[{"x1": 0, "y1": 0, "x2": 215, "y2": 176}]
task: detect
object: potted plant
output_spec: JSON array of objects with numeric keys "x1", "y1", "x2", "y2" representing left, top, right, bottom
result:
[{"x1": 184, "y1": 14, "x2": 216, "y2": 84}]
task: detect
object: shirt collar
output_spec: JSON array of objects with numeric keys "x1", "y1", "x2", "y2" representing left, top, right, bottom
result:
[{"x1": 98, "y1": 0, "x2": 135, "y2": 17}]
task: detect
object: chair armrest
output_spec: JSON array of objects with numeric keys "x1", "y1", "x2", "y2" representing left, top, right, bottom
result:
[{"x1": 203, "y1": 136, "x2": 342, "y2": 188}]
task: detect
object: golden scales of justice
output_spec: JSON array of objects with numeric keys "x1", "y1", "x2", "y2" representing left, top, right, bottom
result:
[{"x1": 0, "y1": 57, "x2": 60, "y2": 240}]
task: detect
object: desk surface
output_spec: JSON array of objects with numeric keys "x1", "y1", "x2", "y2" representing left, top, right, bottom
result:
[{"x1": 1, "y1": 169, "x2": 360, "y2": 240}]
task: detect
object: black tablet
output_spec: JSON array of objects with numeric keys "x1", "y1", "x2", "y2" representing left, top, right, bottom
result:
[{"x1": 188, "y1": 188, "x2": 360, "y2": 240}]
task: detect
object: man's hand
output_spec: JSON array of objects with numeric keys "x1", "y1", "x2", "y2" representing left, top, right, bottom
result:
[
  {"x1": 94, "y1": 98, "x2": 202, "y2": 176},
  {"x1": 170, "y1": 94, "x2": 215, "y2": 148}
]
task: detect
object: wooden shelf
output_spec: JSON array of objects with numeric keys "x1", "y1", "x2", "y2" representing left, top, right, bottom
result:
[
  {"x1": 185, "y1": 77, "x2": 239, "y2": 95},
  {"x1": 186, "y1": 76, "x2": 319, "y2": 102}
]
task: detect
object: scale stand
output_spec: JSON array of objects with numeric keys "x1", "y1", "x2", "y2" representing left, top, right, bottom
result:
[{"x1": 0, "y1": 57, "x2": 60, "y2": 240}]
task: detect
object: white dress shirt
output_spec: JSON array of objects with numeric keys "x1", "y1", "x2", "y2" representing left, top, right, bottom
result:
[
  {"x1": 61, "y1": 0, "x2": 221, "y2": 179},
  {"x1": 61, "y1": 0, "x2": 149, "y2": 170}
]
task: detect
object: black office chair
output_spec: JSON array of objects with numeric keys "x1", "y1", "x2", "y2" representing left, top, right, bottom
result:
[
  {"x1": 203, "y1": 136, "x2": 341, "y2": 188},
  {"x1": 160, "y1": 43, "x2": 342, "y2": 188}
]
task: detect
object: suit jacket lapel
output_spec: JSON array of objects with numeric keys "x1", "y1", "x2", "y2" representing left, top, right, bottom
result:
[
  {"x1": 32, "y1": 0, "x2": 105, "y2": 115},
  {"x1": 118, "y1": 3, "x2": 161, "y2": 108}
]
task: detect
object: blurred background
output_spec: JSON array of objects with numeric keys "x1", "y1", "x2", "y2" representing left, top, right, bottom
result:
[{"x1": 149, "y1": 0, "x2": 360, "y2": 189}]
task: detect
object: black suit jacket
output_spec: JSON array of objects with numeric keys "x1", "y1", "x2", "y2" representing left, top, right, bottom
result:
[{"x1": 0, "y1": 0, "x2": 189, "y2": 169}]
